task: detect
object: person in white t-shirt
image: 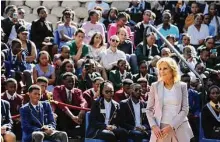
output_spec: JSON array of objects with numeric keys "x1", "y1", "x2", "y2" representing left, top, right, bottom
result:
[{"x1": 187, "y1": 13, "x2": 209, "y2": 48}]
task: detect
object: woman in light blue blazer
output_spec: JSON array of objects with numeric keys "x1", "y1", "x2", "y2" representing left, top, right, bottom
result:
[{"x1": 146, "y1": 57, "x2": 194, "y2": 142}]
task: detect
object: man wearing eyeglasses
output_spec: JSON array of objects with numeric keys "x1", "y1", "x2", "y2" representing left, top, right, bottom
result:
[{"x1": 100, "y1": 35, "x2": 126, "y2": 71}]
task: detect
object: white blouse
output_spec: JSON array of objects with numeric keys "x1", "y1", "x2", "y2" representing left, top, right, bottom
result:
[{"x1": 161, "y1": 86, "x2": 179, "y2": 124}]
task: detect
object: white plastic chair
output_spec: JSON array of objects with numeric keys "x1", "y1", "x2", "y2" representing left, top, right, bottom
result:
[
  {"x1": 25, "y1": 1, "x2": 41, "y2": 9},
  {"x1": 42, "y1": 1, "x2": 60, "y2": 10},
  {"x1": 111, "y1": 1, "x2": 130, "y2": 11},
  {"x1": 61, "y1": 1, "x2": 80, "y2": 9}
]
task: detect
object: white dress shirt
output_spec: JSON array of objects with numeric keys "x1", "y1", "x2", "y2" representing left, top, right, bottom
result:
[
  {"x1": 6, "y1": 91, "x2": 16, "y2": 100},
  {"x1": 131, "y1": 100, "x2": 141, "y2": 127},
  {"x1": 100, "y1": 48, "x2": 126, "y2": 70},
  {"x1": 104, "y1": 99, "x2": 112, "y2": 125},
  {"x1": 161, "y1": 87, "x2": 179, "y2": 124},
  {"x1": 187, "y1": 24, "x2": 209, "y2": 45},
  {"x1": 65, "y1": 88, "x2": 72, "y2": 102}
]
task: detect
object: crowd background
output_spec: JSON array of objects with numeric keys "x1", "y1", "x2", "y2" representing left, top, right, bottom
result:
[{"x1": 1, "y1": 0, "x2": 220, "y2": 142}]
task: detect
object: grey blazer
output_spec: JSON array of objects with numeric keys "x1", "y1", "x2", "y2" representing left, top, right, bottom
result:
[{"x1": 146, "y1": 81, "x2": 194, "y2": 142}]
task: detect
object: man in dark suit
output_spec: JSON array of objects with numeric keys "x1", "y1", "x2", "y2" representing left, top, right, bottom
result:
[
  {"x1": 113, "y1": 79, "x2": 133, "y2": 102},
  {"x1": 119, "y1": 83, "x2": 150, "y2": 142},
  {"x1": 20, "y1": 85, "x2": 68, "y2": 142},
  {"x1": 1, "y1": 5, "x2": 17, "y2": 43},
  {"x1": 134, "y1": 10, "x2": 152, "y2": 46},
  {"x1": 30, "y1": 6, "x2": 53, "y2": 49},
  {"x1": 1, "y1": 99, "x2": 16, "y2": 142},
  {"x1": 2, "y1": 39, "x2": 32, "y2": 93},
  {"x1": 53, "y1": 72, "x2": 87, "y2": 138},
  {"x1": 87, "y1": 81, "x2": 128, "y2": 142},
  {"x1": 135, "y1": 32, "x2": 160, "y2": 64},
  {"x1": 109, "y1": 59, "x2": 133, "y2": 91},
  {"x1": 1, "y1": 78, "x2": 23, "y2": 140},
  {"x1": 133, "y1": 60, "x2": 157, "y2": 85}
]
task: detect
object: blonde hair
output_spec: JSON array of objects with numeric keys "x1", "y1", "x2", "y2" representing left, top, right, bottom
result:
[{"x1": 156, "y1": 57, "x2": 180, "y2": 83}]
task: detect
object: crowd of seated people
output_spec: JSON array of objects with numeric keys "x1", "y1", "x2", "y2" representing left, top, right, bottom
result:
[{"x1": 1, "y1": 1, "x2": 220, "y2": 142}]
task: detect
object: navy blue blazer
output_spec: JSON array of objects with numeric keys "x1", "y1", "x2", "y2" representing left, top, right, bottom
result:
[
  {"x1": 2, "y1": 49, "x2": 27, "y2": 76},
  {"x1": 20, "y1": 101, "x2": 56, "y2": 142},
  {"x1": 1, "y1": 100, "x2": 13, "y2": 130},
  {"x1": 87, "y1": 98, "x2": 120, "y2": 138},
  {"x1": 119, "y1": 98, "x2": 150, "y2": 131}
]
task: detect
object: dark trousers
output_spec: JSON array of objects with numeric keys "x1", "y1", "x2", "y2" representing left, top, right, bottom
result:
[
  {"x1": 96, "y1": 128, "x2": 128, "y2": 142},
  {"x1": 56, "y1": 108, "x2": 85, "y2": 138},
  {"x1": 128, "y1": 130, "x2": 150, "y2": 142}
]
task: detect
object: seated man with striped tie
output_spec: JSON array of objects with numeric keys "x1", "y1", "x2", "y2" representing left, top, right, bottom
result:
[
  {"x1": 20, "y1": 85, "x2": 68, "y2": 142},
  {"x1": 53, "y1": 72, "x2": 88, "y2": 138}
]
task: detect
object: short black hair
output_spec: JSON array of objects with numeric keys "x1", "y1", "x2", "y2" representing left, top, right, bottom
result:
[
  {"x1": 139, "y1": 60, "x2": 148, "y2": 67},
  {"x1": 12, "y1": 39, "x2": 22, "y2": 46},
  {"x1": 75, "y1": 28, "x2": 85, "y2": 36},
  {"x1": 28, "y1": 84, "x2": 41, "y2": 93},
  {"x1": 6, "y1": 78, "x2": 17, "y2": 85},
  {"x1": 37, "y1": 76, "x2": 48, "y2": 84},
  {"x1": 130, "y1": 83, "x2": 141, "y2": 89},
  {"x1": 122, "y1": 79, "x2": 133, "y2": 85},
  {"x1": 5, "y1": 5, "x2": 17, "y2": 14},
  {"x1": 37, "y1": 6, "x2": 46, "y2": 15},
  {"x1": 117, "y1": 12, "x2": 127, "y2": 21},
  {"x1": 194, "y1": 13, "x2": 204, "y2": 20},
  {"x1": 62, "y1": 72, "x2": 74, "y2": 80},
  {"x1": 137, "y1": 78, "x2": 148, "y2": 84}
]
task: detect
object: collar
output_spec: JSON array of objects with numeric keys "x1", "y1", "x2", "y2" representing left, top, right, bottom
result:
[
  {"x1": 108, "y1": 47, "x2": 118, "y2": 53},
  {"x1": 104, "y1": 99, "x2": 112, "y2": 106},
  {"x1": 65, "y1": 87, "x2": 72, "y2": 93},
  {"x1": 91, "y1": 88, "x2": 97, "y2": 95},
  {"x1": 11, "y1": 51, "x2": 17, "y2": 57},
  {"x1": 119, "y1": 70, "x2": 126, "y2": 77},
  {"x1": 147, "y1": 44, "x2": 152, "y2": 49},
  {"x1": 210, "y1": 101, "x2": 220, "y2": 112},
  {"x1": 124, "y1": 92, "x2": 129, "y2": 98},
  {"x1": 8, "y1": 17, "x2": 13, "y2": 22},
  {"x1": 6, "y1": 91, "x2": 16, "y2": 100},
  {"x1": 162, "y1": 24, "x2": 171, "y2": 30},
  {"x1": 30, "y1": 102, "x2": 40, "y2": 109},
  {"x1": 140, "y1": 73, "x2": 147, "y2": 78},
  {"x1": 131, "y1": 98, "x2": 140, "y2": 105}
]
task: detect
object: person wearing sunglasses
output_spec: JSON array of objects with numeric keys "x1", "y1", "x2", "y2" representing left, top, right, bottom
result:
[
  {"x1": 87, "y1": 81, "x2": 128, "y2": 142},
  {"x1": 100, "y1": 35, "x2": 126, "y2": 71}
]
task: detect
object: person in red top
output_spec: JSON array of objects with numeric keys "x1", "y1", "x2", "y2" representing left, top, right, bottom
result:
[
  {"x1": 53, "y1": 72, "x2": 87, "y2": 138},
  {"x1": 107, "y1": 12, "x2": 131, "y2": 42},
  {"x1": 1, "y1": 78, "x2": 23, "y2": 140},
  {"x1": 83, "y1": 76, "x2": 104, "y2": 108},
  {"x1": 113, "y1": 79, "x2": 133, "y2": 103}
]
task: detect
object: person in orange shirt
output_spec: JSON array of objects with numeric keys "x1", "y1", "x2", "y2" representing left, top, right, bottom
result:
[{"x1": 184, "y1": 2, "x2": 199, "y2": 32}]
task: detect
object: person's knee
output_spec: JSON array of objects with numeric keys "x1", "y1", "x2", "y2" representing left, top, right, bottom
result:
[
  {"x1": 101, "y1": 130, "x2": 116, "y2": 140},
  {"x1": 59, "y1": 131, "x2": 68, "y2": 138},
  {"x1": 3, "y1": 131, "x2": 16, "y2": 142},
  {"x1": 32, "y1": 131, "x2": 44, "y2": 140}
]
